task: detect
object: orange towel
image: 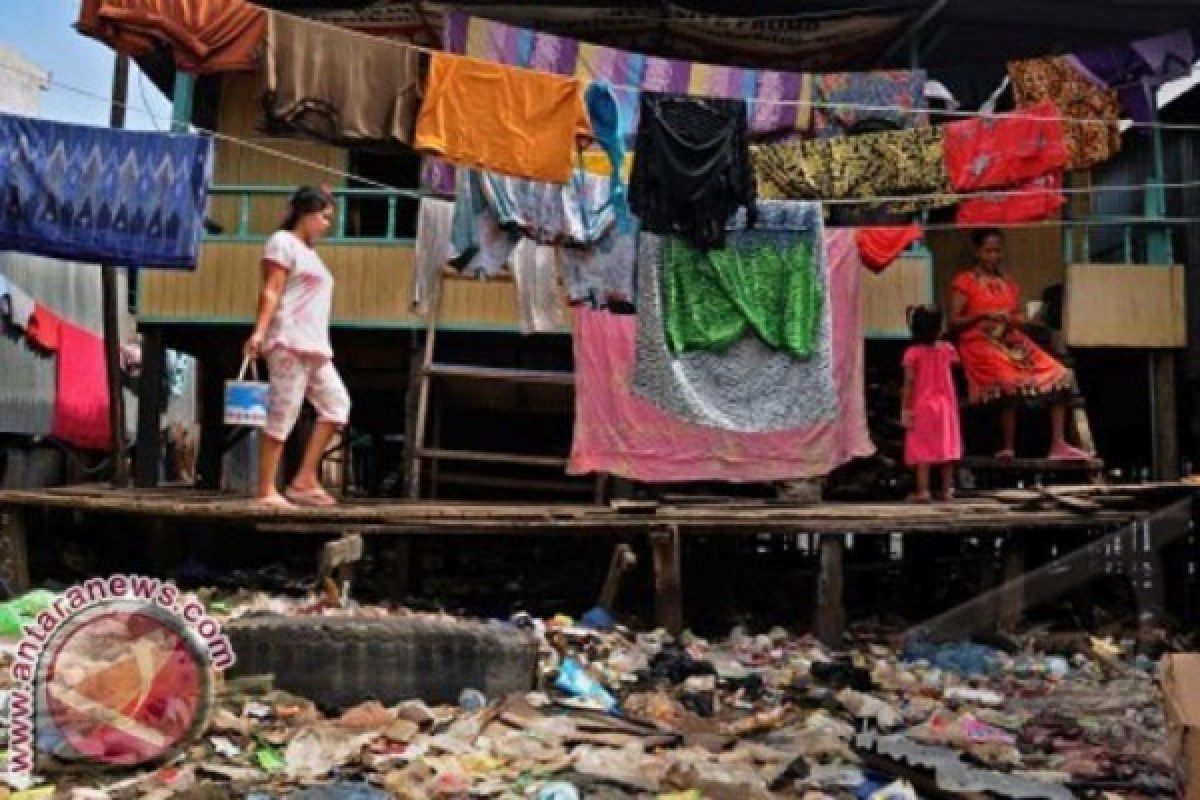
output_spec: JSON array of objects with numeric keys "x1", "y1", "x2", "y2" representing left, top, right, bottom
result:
[
  {"x1": 415, "y1": 53, "x2": 592, "y2": 184},
  {"x1": 78, "y1": 0, "x2": 266, "y2": 74}
]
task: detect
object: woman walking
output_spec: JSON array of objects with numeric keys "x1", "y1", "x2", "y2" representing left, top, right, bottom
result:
[{"x1": 244, "y1": 186, "x2": 350, "y2": 507}]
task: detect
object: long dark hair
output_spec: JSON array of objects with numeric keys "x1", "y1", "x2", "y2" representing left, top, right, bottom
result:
[
  {"x1": 280, "y1": 186, "x2": 333, "y2": 232},
  {"x1": 908, "y1": 305, "x2": 943, "y2": 345}
]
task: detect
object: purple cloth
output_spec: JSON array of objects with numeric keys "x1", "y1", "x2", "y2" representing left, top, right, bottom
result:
[{"x1": 1069, "y1": 30, "x2": 1195, "y2": 124}]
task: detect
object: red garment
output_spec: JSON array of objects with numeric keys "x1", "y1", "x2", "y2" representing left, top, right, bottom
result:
[
  {"x1": 855, "y1": 225, "x2": 923, "y2": 273},
  {"x1": 957, "y1": 172, "x2": 1066, "y2": 225},
  {"x1": 51, "y1": 321, "x2": 113, "y2": 451},
  {"x1": 943, "y1": 100, "x2": 1068, "y2": 191},
  {"x1": 78, "y1": 0, "x2": 266, "y2": 74},
  {"x1": 950, "y1": 270, "x2": 1071, "y2": 404},
  {"x1": 902, "y1": 342, "x2": 962, "y2": 466},
  {"x1": 27, "y1": 303, "x2": 62, "y2": 352}
]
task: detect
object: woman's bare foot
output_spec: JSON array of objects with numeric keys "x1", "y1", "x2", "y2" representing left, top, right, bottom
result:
[
  {"x1": 907, "y1": 491, "x2": 932, "y2": 504},
  {"x1": 994, "y1": 449, "x2": 1015, "y2": 460},
  {"x1": 1048, "y1": 443, "x2": 1091, "y2": 462},
  {"x1": 285, "y1": 485, "x2": 337, "y2": 507},
  {"x1": 256, "y1": 492, "x2": 293, "y2": 509},
  {"x1": 937, "y1": 489, "x2": 956, "y2": 503}
]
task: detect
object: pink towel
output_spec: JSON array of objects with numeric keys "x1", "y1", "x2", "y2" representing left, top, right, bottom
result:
[
  {"x1": 51, "y1": 321, "x2": 112, "y2": 451},
  {"x1": 568, "y1": 229, "x2": 873, "y2": 482}
]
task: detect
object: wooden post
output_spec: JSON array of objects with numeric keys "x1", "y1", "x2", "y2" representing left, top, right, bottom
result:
[
  {"x1": 597, "y1": 543, "x2": 637, "y2": 611},
  {"x1": 0, "y1": 508, "x2": 31, "y2": 594},
  {"x1": 998, "y1": 534, "x2": 1025, "y2": 632},
  {"x1": 133, "y1": 327, "x2": 166, "y2": 487},
  {"x1": 651, "y1": 526, "x2": 683, "y2": 634},
  {"x1": 815, "y1": 534, "x2": 845, "y2": 646},
  {"x1": 1153, "y1": 351, "x2": 1180, "y2": 481},
  {"x1": 103, "y1": 54, "x2": 131, "y2": 487},
  {"x1": 405, "y1": 298, "x2": 440, "y2": 499},
  {"x1": 196, "y1": 357, "x2": 226, "y2": 490}
]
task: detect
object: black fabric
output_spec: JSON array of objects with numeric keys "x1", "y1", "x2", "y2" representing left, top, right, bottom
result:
[{"x1": 629, "y1": 93, "x2": 755, "y2": 250}]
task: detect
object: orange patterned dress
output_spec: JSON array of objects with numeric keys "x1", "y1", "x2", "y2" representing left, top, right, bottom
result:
[{"x1": 950, "y1": 270, "x2": 1072, "y2": 405}]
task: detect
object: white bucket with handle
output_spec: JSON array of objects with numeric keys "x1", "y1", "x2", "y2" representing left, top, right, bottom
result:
[{"x1": 224, "y1": 357, "x2": 269, "y2": 428}]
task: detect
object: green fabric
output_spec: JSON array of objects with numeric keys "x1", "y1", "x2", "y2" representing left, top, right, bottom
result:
[{"x1": 662, "y1": 236, "x2": 821, "y2": 358}]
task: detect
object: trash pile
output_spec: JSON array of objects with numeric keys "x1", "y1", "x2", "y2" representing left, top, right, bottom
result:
[{"x1": 0, "y1": 586, "x2": 1177, "y2": 800}]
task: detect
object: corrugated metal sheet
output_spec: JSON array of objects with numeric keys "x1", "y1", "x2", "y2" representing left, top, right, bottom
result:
[{"x1": 0, "y1": 255, "x2": 131, "y2": 435}]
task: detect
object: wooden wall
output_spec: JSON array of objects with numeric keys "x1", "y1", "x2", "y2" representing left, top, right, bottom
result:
[
  {"x1": 209, "y1": 73, "x2": 348, "y2": 237},
  {"x1": 928, "y1": 227, "x2": 1065, "y2": 312},
  {"x1": 140, "y1": 242, "x2": 523, "y2": 328}
]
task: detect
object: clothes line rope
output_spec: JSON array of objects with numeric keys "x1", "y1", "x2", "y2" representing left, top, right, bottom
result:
[
  {"x1": 5, "y1": 60, "x2": 1200, "y2": 214},
  {"x1": 70, "y1": 0, "x2": 1200, "y2": 133}
]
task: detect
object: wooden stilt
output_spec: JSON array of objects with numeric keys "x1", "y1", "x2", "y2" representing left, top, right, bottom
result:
[
  {"x1": 1153, "y1": 351, "x2": 1179, "y2": 481},
  {"x1": 597, "y1": 543, "x2": 637, "y2": 611},
  {"x1": 134, "y1": 327, "x2": 166, "y2": 488},
  {"x1": 998, "y1": 534, "x2": 1025, "y2": 632},
  {"x1": 815, "y1": 534, "x2": 845, "y2": 646},
  {"x1": 0, "y1": 507, "x2": 31, "y2": 593},
  {"x1": 651, "y1": 526, "x2": 683, "y2": 634},
  {"x1": 196, "y1": 357, "x2": 226, "y2": 490}
]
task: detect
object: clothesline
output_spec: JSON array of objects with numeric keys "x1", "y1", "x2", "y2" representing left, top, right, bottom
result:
[
  {"x1": 70, "y1": 0, "x2": 1200, "y2": 133},
  {"x1": 6, "y1": 59, "x2": 1200, "y2": 219},
  {"x1": 257, "y1": 0, "x2": 1196, "y2": 131}
]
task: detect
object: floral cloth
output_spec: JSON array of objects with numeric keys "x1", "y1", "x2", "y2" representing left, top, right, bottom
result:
[
  {"x1": 1007, "y1": 57, "x2": 1122, "y2": 171},
  {"x1": 812, "y1": 70, "x2": 928, "y2": 137},
  {"x1": 753, "y1": 127, "x2": 953, "y2": 213}
]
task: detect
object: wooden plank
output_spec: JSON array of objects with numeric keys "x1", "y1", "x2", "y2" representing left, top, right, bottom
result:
[
  {"x1": 1064, "y1": 263, "x2": 1186, "y2": 348},
  {"x1": 815, "y1": 534, "x2": 845, "y2": 646},
  {"x1": 426, "y1": 364, "x2": 575, "y2": 386},
  {"x1": 0, "y1": 507, "x2": 30, "y2": 593},
  {"x1": 651, "y1": 526, "x2": 684, "y2": 634},
  {"x1": 416, "y1": 448, "x2": 568, "y2": 469},
  {"x1": 861, "y1": 254, "x2": 932, "y2": 337},
  {"x1": 962, "y1": 456, "x2": 1104, "y2": 472}
]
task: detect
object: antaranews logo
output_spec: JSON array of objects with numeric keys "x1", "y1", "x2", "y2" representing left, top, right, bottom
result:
[{"x1": 3, "y1": 575, "x2": 235, "y2": 789}]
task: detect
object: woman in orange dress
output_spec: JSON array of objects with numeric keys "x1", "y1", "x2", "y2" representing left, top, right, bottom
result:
[{"x1": 949, "y1": 228, "x2": 1091, "y2": 461}]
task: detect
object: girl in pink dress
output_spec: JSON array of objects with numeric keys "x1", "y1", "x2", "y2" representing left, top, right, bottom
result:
[{"x1": 902, "y1": 306, "x2": 962, "y2": 502}]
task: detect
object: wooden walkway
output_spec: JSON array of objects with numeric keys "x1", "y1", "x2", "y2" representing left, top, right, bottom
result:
[{"x1": 0, "y1": 484, "x2": 1192, "y2": 640}]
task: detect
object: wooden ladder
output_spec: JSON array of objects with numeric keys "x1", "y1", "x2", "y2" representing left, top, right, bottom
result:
[{"x1": 404, "y1": 270, "x2": 593, "y2": 500}]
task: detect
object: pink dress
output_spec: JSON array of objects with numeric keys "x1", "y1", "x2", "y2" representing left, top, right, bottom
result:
[{"x1": 903, "y1": 342, "x2": 962, "y2": 466}]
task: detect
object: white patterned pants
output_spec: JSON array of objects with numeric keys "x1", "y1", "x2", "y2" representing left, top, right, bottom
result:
[{"x1": 263, "y1": 348, "x2": 350, "y2": 442}]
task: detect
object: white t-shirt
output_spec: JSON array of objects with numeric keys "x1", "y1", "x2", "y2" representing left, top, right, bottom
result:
[{"x1": 262, "y1": 230, "x2": 334, "y2": 358}]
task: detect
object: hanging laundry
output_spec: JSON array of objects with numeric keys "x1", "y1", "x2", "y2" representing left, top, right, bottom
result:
[
  {"x1": 558, "y1": 221, "x2": 639, "y2": 311},
  {"x1": 855, "y1": 224, "x2": 923, "y2": 274},
  {"x1": 425, "y1": 12, "x2": 814, "y2": 195},
  {"x1": 511, "y1": 240, "x2": 567, "y2": 334},
  {"x1": 568, "y1": 228, "x2": 872, "y2": 480},
  {"x1": 661, "y1": 222, "x2": 822, "y2": 358},
  {"x1": 956, "y1": 172, "x2": 1066, "y2": 226},
  {"x1": 753, "y1": 127, "x2": 953, "y2": 212},
  {"x1": 444, "y1": 11, "x2": 814, "y2": 138},
  {"x1": 1068, "y1": 30, "x2": 1195, "y2": 125},
  {"x1": 0, "y1": 113, "x2": 212, "y2": 270},
  {"x1": 4, "y1": 281, "x2": 34, "y2": 329},
  {"x1": 1007, "y1": 57, "x2": 1122, "y2": 171},
  {"x1": 449, "y1": 168, "x2": 617, "y2": 278},
  {"x1": 632, "y1": 201, "x2": 835, "y2": 434},
  {"x1": 813, "y1": 70, "x2": 928, "y2": 137},
  {"x1": 584, "y1": 82, "x2": 630, "y2": 230},
  {"x1": 415, "y1": 53, "x2": 592, "y2": 184},
  {"x1": 411, "y1": 198, "x2": 454, "y2": 315},
  {"x1": 262, "y1": 11, "x2": 423, "y2": 148},
  {"x1": 78, "y1": 0, "x2": 266, "y2": 74},
  {"x1": 51, "y1": 321, "x2": 112, "y2": 451},
  {"x1": 26, "y1": 303, "x2": 62, "y2": 352},
  {"x1": 943, "y1": 100, "x2": 1068, "y2": 191},
  {"x1": 629, "y1": 93, "x2": 755, "y2": 251}
]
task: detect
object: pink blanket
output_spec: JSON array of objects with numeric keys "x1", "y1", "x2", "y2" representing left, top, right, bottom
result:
[
  {"x1": 569, "y1": 229, "x2": 873, "y2": 482},
  {"x1": 51, "y1": 321, "x2": 112, "y2": 451}
]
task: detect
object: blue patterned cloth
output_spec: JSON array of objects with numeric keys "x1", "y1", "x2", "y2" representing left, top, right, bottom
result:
[{"x1": 0, "y1": 113, "x2": 213, "y2": 269}]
